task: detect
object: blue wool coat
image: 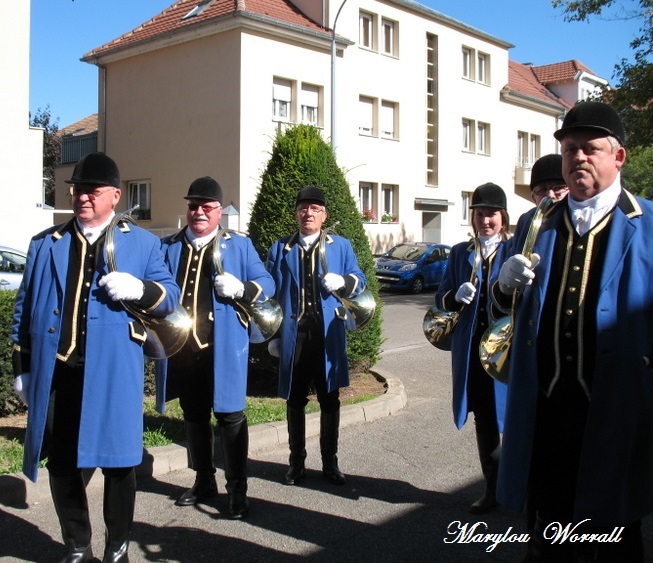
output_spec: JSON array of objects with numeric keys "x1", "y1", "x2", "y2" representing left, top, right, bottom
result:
[
  {"x1": 155, "y1": 229, "x2": 275, "y2": 413},
  {"x1": 12, "y1": 220, "x2": 180, "y2": 482},
  {"x1": 435, "y1": 240, "x2": 507, "y2": 432},
  {"x1": 266, "y1": 233, "x2": 366, "y2": 399},
  {"x1": 498, "y1": 191, "x2": 653, "y2": 525}
]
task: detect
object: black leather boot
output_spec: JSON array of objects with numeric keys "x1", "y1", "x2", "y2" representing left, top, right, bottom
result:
[
  {"x1": 220, "y1": 415, "x2": 249, "y2": 519},
  {"x1": 320, "y1": 410, "x2": 345, "y2": 485},
  {"x1": 49, "y1": 470, "x2": 93, "y2": 563},
  {"x1": 176, "y1": 421, "x2": 218, "y2": 506},
  {"x1": 469, "y1": 429, "x2": 501, "y2": 514},
  {"x1": 284, "y1": 404, "x2": 306, "y2": 486},
  {"x1": 102, "y1": 467, "x2": 136, "y2": 563}
]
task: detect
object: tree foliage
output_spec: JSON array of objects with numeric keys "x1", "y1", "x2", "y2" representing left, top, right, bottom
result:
[
  {"x1": 0, "y1": 291, "x2": 25, "y2": 417},
  {"x1": 552, "y1": 0, "x2": 653, "y2": 147},
  {"x1": 29, "y1": 106, "x2": 61, "y2": 207},
  {"x1": 248, "y1": 124, "x2": 382, "y2": 373},
  {"x1": 622, "y1": 145, "x2": 653, "y2": 198}
]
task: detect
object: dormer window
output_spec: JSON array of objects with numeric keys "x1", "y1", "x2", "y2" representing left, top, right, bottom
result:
[{"x1": 182, "y1": 0, "x2": 214, "y2": 21}]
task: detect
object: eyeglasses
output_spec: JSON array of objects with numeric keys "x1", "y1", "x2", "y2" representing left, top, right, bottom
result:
[
  {"x1": 70, "y1": 186, "x2": 116, "y2": 200},
  {"x1": 296, "y1": 205, "x2": 325, "y2": 215},
  {"x1": 187, "y1": 203, "x2": 221, "y2": 214},
  {"x1": 533, "y1": 185, "x2": 568, "y2": 198}
]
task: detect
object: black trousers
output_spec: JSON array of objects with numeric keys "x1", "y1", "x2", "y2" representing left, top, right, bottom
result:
[
  {"x1": 168, "y1": 345, "x2": 244, "y2": 427},
  {"x1": 287, "y1": 316, "x2": 339, "y2": 412}
]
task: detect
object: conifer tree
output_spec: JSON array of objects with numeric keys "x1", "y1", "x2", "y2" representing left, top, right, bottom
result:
[{"x1": 248, "y1": 124, "x2": 381, "y2": 372}]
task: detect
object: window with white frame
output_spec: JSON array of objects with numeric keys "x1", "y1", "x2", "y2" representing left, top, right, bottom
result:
[
  {"x1": 381, "y1": 184, "x2": 398, "y2": 222},
  {"x1": 477, "y1": 52, "x2": 489, "y2": 85},
  {"x1": 462, "y1": 118, "x2": 473, "y2": 151},
  {"x1": 128, "y1": 181, "x2": 151, "y2": 220},
  {"x1": 382, "y1": 18, "x2": 397, "y2": 56},
  {"x1": 359, "y1": 182, "x2": 377, "y2": 221},
  {"x1": 462, "y1": 47, "x2": 473, "y2": 79},
  {"x1": 272, "y1": 77, "x2": 292, "y2": 122},
  {"x1": 517, "y1": 131, "x2": 541, "y2": 167},
  {"x1": 477, "y1": 122, "x2": 490, "y2": 155},
  {"x1": 359, "y1": 96, "x2": 375, "y2": 135},
  {"x1": 359, "y1": 11, "x2": 374, "y2": 49},
  {"x1": 380, "y1": 100, "x2": 397, "y2": 139},
  {"x1": 461, "y1": 191, "x2": 472, "y2": 223},
  {"x1": 300, "y1": 83, "x2": 320, "y2": 126}
]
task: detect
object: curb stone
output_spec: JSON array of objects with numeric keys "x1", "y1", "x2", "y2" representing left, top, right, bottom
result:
[{"x1": 0, "y1": 370, "x2": 405, "y2": 504}]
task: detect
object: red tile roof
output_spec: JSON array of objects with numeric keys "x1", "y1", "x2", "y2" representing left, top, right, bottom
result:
[
  {"x1": 58, "y1": 114, "x2": 99, "y2": 137},
  {"x1": 531, "y1": 59, "x2": 596, "y2": 84},
  {"x1": 84, "y1": 0, "x2": 329, "y2": 59},
  {"x1": 507, "y1": 60, "x2": 567, "y2": 107}
]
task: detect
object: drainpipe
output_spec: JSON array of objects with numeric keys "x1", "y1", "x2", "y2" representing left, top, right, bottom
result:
[{"x1": 330, "y1": 0, "x2": 348, "y2": 156}]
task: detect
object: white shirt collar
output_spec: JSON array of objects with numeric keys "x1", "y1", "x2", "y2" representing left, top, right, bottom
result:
[
  {"x1": 477, "y1": 233, "x2": 502, "y2": 259},
  {"x1": 298, "y1": 232, "x2": 320, "y2": 250},
  {"x1": 567, "y1": 174, "x2": 621, "y2": 235},
  {"x1": 76, "y1": 212, "x2": 115, "y2": 245},
  {"x1": 186, "y1": 227, "x2": 220, "y2": 251}
]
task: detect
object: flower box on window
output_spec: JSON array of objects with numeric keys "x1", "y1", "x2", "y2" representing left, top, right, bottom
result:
[
  {"x1": 381, "y1": 213, "x2": 397, "y2": 223},
  {"x1": 361, "y1": 209, "x2": 377, "y2": 222}
]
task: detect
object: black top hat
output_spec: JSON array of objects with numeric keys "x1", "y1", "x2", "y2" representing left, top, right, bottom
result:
[
  {"x1": 66, "y1": 152, "x2": 120, "y2": 187},
  {"x1": 554, "y1": 101, "x2": 626, "y2": 146},
  {"x1": 470, "y1": 183, "x2": 506, "y2": 210},
  {"x1": 296, "y1": 186, "x2": 326, "y2": 207},
  {"x1": 184, "y1": 177, "x2": 223, "y2": 202},
  {"x1": 530, "y1": 154, "x2": 564, "y2": 189}
]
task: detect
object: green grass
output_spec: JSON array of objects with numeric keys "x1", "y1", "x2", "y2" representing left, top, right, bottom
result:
[{"x1": 0, "y1": 378, "x2": 384, "y2": 473}]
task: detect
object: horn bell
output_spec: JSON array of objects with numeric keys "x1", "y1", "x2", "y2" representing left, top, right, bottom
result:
[
  {"x1": 339, "y1": 288, "x2": 376, "y2": 329},
  {"x1": 247, "y1": 298, "x2": 284, "y2": 344},
  {"x1": 478, "y1": 315, "x2": 512, "y2": 384},
  {"x1": 423, "y1": 305, "x2": 459, "y2": 351}
]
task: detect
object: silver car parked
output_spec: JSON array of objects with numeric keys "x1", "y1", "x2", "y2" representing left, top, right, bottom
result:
[{"x1": 0, "y1": 246, "x2": 27, "y2": 290}]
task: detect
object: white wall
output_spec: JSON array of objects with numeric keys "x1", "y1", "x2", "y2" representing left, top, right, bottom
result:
[{"x1": 0, "y1": 2, "x2": 52, "y2": 251}]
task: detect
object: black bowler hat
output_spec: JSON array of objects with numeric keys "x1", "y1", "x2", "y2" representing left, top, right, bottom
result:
[
  {"x1": 296, "y1": 186, "x2": 326, "y2": 207},
  {"x1": 530, "y1": 154, "x2": 564, "y2": 190},
  {"x1": 470, "y1": 183, "x2": 506, "y2": 210},
  {"x1": 184, "y1": 177, "x2": 223, "y2": 202},
  {"x1": 66, "y1": 152, "x2": 120, "y2": 187},
  {"x1": 554, "y1": 101, "x2": 626, "y2": 146}
]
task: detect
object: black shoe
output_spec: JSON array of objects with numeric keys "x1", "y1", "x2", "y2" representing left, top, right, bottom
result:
[
  {"x1": 59, "y1": 546, "x2": 93, "y2": 563},
  {"x1": 102, "y1": 540, "x2": 129, "y2": 563},
  {"x1": 228, "y1": 492, "x2": 249, "y2": 519},
  {"x1": 322, "y1": 459, "x2": 346, "y2": 486},
  {"x1": 176, "y1": 476, "x2": 218, "y2": 506},
  {"x1": 284, "y1": 462, "x2": 305, "y2": 486},
  {"x1": 468, "y1": 493, "x2": 499, "y2": 514}
]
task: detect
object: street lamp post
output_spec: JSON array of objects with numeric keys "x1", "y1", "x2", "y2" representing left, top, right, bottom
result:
[{"x1": 330, "y1": 0, "x2": 348, "y2": 154}]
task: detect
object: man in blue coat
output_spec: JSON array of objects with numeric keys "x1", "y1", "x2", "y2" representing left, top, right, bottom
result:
[
  {"x1": 496, "y1": 102, "x2": 652, "y2": 561},
  {"x1": 155, "y1": 177, "x2": 275, "y2": 519},
  {"x1": 12, "y1": 152, "x2": 180, "y2": 563},
  {"x1": 266, "y1": 186, "x2": 366, "y2": 486}
]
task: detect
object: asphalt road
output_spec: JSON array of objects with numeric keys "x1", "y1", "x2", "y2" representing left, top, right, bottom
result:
[{"x1": 0, "y1": 290, "x2": 651, "y2": 562}]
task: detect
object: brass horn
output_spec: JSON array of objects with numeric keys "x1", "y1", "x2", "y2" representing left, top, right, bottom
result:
[
  {"x1": 212, "y1": 229, "x2": 283, "y2": 343},
  {"x1": 478, "y1": 196, "x2": 554, "y2": 383},
  {"x1": 104, "y1": 205, "x2": 192, "y2": 359},
  {"x1": 319, "y1": 227, "x2": 376, "y2": 330},
  {"x1": 423, "y1": 237, "x2": 481, "y2": 350}
]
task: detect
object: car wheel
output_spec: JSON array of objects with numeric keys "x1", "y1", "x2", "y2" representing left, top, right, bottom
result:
[{"x1": 410, "y1": 276, "x2": 424, "y2": 294}]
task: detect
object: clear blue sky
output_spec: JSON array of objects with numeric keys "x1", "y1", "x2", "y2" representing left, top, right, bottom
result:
[{"x1": 29, "y1": 0, "x2": 643, "y2": 128}]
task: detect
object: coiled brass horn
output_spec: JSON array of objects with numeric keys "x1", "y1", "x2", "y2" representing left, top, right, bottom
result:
[
  {"x1": 319, "y1": 227, "x2": 376, "y2": 330},
  {"x1": 423, "y1": 237, "x2": 481, "y2": 350},
  {"x1": 478, "y1": 196, "x2": 554, "y2": 383},
  {"x1": 212, "y1": 229, "x2": 283, "y2": 343},
  {"x1": 104, "y1": 205, "x2": 192, "y2": 359}
]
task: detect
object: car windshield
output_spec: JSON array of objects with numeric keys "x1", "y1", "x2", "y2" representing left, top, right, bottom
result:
[
  {"x1": 384, "y1": 245, "x2": 428, "y2": 262},
  {"x1": 0, "y1": 250, "x2": 26, "y2": 273}
]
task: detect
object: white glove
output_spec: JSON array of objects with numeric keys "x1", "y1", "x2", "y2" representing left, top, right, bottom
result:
[
  {"x1": 98, "y1": 271, "x2": 145, "y2": 301},
  {"x1": 498, "y1": 253, "x2": 540, "y2": 294},
  {"x1": 455, "y1": 282, "x2": 476, "y2": 305},
  {"x1": 214, "y1": 272, "x2": 245, "y2": 299},
  {"x1": 14, "y1": 373, "x2": 29, "y2": 406},
  {"x1": 267, "y1": 338, "x2": 281, "y2": 358},
  {"x1": 322, "y1": 273, "x2": 345, "y2": 293}
]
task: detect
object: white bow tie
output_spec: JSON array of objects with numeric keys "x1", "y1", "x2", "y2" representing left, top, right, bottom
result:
[{"x1": 572, "y1": 208, "x2": 593, "y2": 236}]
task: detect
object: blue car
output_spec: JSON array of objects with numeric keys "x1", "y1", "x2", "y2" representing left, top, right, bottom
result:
[{"x1": 375, "y1": 242, "x2": 451, "y2": 294}]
